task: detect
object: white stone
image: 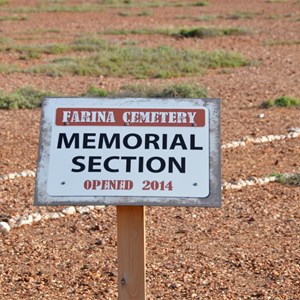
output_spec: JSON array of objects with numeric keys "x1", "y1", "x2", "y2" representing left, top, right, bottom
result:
[
  {"x1": 245, "y1": 180, "x2": 255, "y2": 186},
  {"x1": 0, "y1": 222, "x2": 10, "y2": 235},
  {"x1": 257, "y1": 113, "x2": 265, "y2": 118},
  {"x1": 291, "y1": 132, "x2": 299, "y2": 138},
  {"x1": 46, "y1": 212, "x2": 63, "y2": 219},
  {"x1": 8, "y1": 218, "x2": 17, "y2": 228},
  {"x1": 32, "y1": 213, "x2": 42, "y2": 222},
  {"x1": 257, "y1": 178, "x2": 265, "y2": 184},
  {"x1": 268, "y1": 176, "x2": 277, "y2": 182},
  {"x1": 15, "y1": 215, "x2": 33, "y2": 226},
  {"x1": 253, "y1": 138, "x2": 262, "y2": 144},
  {"x1": 62, "y1": 206, "x2": 76, "y2": 215},
  {"x1": 8, "y1": 173, "x2": 18, "y2": 180},
  {"x1": 288, "y1": 127, "x2": 300, "y2": 133},
  {"x1": 76, "y1": 206, "x2": 91, "y2": 214},
  {"x1": 20, "y1": 170, "x2": 29, "y2": 177},
  {"x1": 94, "y1": 205, "x2": 105, "y2": 211}
]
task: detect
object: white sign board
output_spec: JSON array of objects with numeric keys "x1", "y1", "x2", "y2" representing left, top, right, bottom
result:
[{"x1": 35, "y1": 98, "x2": 221, "y2": 207}]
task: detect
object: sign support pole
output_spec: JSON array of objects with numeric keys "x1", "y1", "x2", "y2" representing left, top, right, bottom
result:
[{"x1": 117, "y1": 206, "x2": 146, "y2": 300}]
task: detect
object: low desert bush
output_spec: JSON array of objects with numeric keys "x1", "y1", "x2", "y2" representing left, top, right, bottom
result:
[
  {"x1": 0, "y1": 87, "x2": 55, "y2": 109},
  {"x1": 28, "y1": 43, "x2": 248, "y2": 78},
  {"x1": 269, "y1": 172, "x2": 300, "y2": 186},
  {"x1": 260, "y1": 96, "x2": 300, "y2": 108},
  {"x1": 113, "y1": 83, "x2": 208, "y2": 98}
]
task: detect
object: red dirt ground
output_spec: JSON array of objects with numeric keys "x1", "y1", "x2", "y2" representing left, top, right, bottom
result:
[{"x1": 0, "y1": 0, "x2": 300, "y2": 299}]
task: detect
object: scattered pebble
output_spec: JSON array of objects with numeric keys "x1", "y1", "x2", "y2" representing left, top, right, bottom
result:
[
  {"x1": 0, "y1": 222, "x2": 10, "y2": 235},
  {"x1": 62, "y1": 206, "x2": 76, "y2": 215}
]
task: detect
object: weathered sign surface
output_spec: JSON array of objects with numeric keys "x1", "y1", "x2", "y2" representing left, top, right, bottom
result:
[{"x1": 35, "y1": 98, "x2": 221, "y2": 207}]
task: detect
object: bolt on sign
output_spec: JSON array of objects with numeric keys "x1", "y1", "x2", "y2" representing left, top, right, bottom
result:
[{"x1": 35, "y1": 98, "x2": 221, "y2": 207}]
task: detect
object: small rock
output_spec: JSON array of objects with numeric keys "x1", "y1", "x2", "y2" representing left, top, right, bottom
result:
[
  {"x1": 44, "y1": 212, "x2": 63, "y2": 219},
  {"x1": 257, "y1": 113, "x2": 265, "y2": 119},
  {"x1": 20, "y1": 215, "x2": 33, "y2": 226},
  {"x1": 76, "y1": 206, "x2": 90, "y2": 214},
  {"x1": 62, "y1": 206, "x2": 76, "y2": 215},
  {"x1": 32, "y1": 213, "x2": 42, "y2": 222},
  {"x1": 94, "y1": 205, "x2": 105, "y2": 210},
  {"x1": 8, "y1": 173, "x2": 18, "y2": 180},
  {"x1": 0, "y1": 222, "x2": 10, "y2": 235},
  {"x1": 288, "y1": 127, "x2": 300, "y2": 133}
]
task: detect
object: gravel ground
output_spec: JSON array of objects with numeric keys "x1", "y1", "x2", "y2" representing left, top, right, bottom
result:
[{"x1": 0, "y1": 0, "x2": 300, "y2": 299}]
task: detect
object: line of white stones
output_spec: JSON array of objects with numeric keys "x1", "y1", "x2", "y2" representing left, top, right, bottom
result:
[
  {"x1": 221, "y1": 131, "x2": 299, "y2": 149},
  {"x1": 0, "y1": 175, "x2": 279, "y2": 235},
  {"x1": 0, "y1": 205, "x2": 105, "y2": 235},
  {"x1": 1, "y1": 130, "x2": 299, "y2": 235},
  {"x1": 1, "y1": 130, "x2": 299, "y2": 183}
]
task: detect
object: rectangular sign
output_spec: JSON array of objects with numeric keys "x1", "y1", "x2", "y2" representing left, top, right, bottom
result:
[{"x1": 35, "y1": 98, "x2": 221, "y2": 207}]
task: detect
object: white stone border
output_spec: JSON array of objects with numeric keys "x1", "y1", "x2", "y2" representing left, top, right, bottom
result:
[
  {"x1": 0, "y1": 205, "x2": 105, "y2": 235},
  {"x1": 221, "y1": 131, "x2": 299, "y2": 149},
  {"x1": 1, "y1": 173, "x2": 297, "y2": 235},
  {"x1": 1, "y1": 130, "x2": 299, "y2": 183},
  {"x1": 1, "y1": 130, "x2": 299, "y2": 235}
]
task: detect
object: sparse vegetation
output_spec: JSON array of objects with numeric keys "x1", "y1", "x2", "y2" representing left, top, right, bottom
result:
[
  {"x1": 113, "y1": 83, "x2": 208, "y2": 98},
  {"x1": 0, "y1": 83, "x2": 209, "y2": 109},
  {"x1": 0, "y1": 37, "x2": 12, "y2": 44},
  {"x1": 0, "y1": 87, "x2": 55, "y2": 109},
  {"x1": 5, "y1": 1, "x2": 208, "y2": 13},
  {"x1": 266, "y1": 0, "x2": 287, "y2": 2},
  {"x1": 0, "y1": 63, "x2": 19, "y2": 73},
  {"x1": 193, "y1": 1, "x2": 208, "y2": 6},
  {"x1": 260, "y1": 96, "x2": 300, "y2": 108},
  {"x1": 0, "y1": 0, "x2": 8, "y2": 5},
  {"x1": 83, "y1": 86, "x2": 108, "y2": 97},
  {"x1": 1, "y1": 43, "x2": 69, "y2": 60},
  {"x1": 226, "y1": 11, "x2": 259, "y2": 20},
  {"x1": 195, "y1": 15, "x2": 216, "y2": 21},
  {"x1": 269, "y1": 172, "x2": 300, "y2": 186},
  {"x1": 177, "y1": 27, "x2": 250, "y2": 38},
  {"x1": 264, "y1": 40, "x2": 300, "y2": 46},
  {"x1": 27, "y1": 43, "x2": 248, "y2": 78},
  {"x1": 118, "y1": 10, "x2": 152, "y2": 17},
  {"x1": 0, "y1": 15, "x2": 28, "y2": 21},
  {"x1": 102, "y1": 26, "x2": 250, "y2": 38}
]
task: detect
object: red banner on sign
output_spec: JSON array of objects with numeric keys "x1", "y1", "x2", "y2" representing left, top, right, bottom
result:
[{"x1": 56, "y1": 108, "x2": 205, "y2": 127}]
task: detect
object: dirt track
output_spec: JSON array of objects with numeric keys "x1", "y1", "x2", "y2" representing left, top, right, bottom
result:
[{"x1": 0, "y1": 0, "x2": 300, "y2": 299}]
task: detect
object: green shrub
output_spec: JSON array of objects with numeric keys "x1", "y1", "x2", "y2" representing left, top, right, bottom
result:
[
  {"x1": 113, "y1": 83, "x2": 208, "y2": 98},
  {"x1": 3, "y1": 43, "x2": 69, "y2": 60},
  {"x1": 28, "y1": 44, "x2": 248, "y2": 78},
  {"x1": 102, "y1": 26, "x2": 250, "y2": 38},
  {"x1": 83, "y1": 86, "x2": 108, "y2": 97},
  {"x1": 177, "y1": 27, "x2": 250, "y2": 38},
  {"x1": 261, "y1": 96, "x2": 300, "y2": 108},
  {"x1": 269, "y1": 172, "x2": 300, "y2": 186},
  {"x1": 0, "y1": 15, "x2": 28, "y2": 21},
  {"x1": 0, "y1": 87, "x2": 55, "y2": 109},
  {"x1": 193, "y1": 1, "x2": 208, "y2": 6},
  {"x1": 226, "y1": 11, "x2": 259, "y2": 20}
]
